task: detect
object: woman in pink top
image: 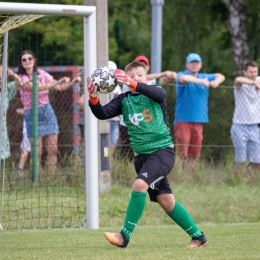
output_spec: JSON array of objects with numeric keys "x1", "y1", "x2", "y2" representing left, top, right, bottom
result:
[{"x1": 18, "y1": 50, "x2": 81, "y2": 177}]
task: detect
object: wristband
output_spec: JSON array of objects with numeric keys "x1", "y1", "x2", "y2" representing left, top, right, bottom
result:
[
  {"x1": 89, "y1": 95, "x2": 99, "y2": 105},
  {"x1": 129, "y1": 79, "x2": 138, "y2": 91}
]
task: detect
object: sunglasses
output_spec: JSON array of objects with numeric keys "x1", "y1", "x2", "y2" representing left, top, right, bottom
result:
[{"x1": 21, "y1": 57, "x2": 33, "y2": 62}]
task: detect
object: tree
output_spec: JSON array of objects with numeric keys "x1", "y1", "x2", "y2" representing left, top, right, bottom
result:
[{"x1": 220, "y1": 0, "x2": 250, "y2": 76}]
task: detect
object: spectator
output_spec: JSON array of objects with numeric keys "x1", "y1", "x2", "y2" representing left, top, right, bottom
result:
[
  {"x1": 16, "y1": 108, "x2": 31, "y2": 178},
  {"x1": 173, "y1": 53, "x2": 225, "y2": 174},
  {"x1": 231, "y1": 61, "x2": 260, "y2": 178},
  {"x1": 0, "y1": 66, "x2": 21, "y2": 161},
  {"x1": 119, "y1": 55, "x2": 176, "y2": 161},
  {"x1": 17, "y1": 50, "x2": 81, "y2": 179},
  {"x1": 107, "y1": 61, "x2": 122, "y2": 157},
  {"x1": 135, "y1": 55, "x2": 176, "y2": 85},
  {"x1": 87, "y1": 60, "x2": 208, "y2": 248}
]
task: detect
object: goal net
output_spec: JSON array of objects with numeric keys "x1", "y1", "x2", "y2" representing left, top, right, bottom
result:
[{"x1": 0, "y1": 3, "x2": 98, "y2": 230}]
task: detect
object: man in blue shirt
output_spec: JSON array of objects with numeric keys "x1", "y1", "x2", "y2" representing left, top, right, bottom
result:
[{"x1": 174, "y1": 53, "x2": 225, "y2": 174}]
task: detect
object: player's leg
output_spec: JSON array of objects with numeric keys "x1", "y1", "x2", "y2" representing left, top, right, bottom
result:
[
  {"x1": 104, "y1": 178, "x2": 147, "y2": 248},
  {"x1": 156, "y1": 192, "x2": 207, "y2": 247},
  {"x1": 104, "y1": 148, "x2": 174, "y2": 248}
]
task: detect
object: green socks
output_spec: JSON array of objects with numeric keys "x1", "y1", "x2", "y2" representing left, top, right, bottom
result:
[
  {"x1": 121, "y1": 191, "x2": 147, "y2": 241},
  {"x1": 167, "y1": 201, "x2": 202, "y2": 238},
  {"x1": 120, "y1": 194, "x2": 201, "y2": 241}
]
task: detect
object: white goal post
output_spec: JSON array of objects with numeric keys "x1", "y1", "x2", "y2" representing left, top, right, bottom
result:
[{"x1": 0, "y1": 2, "x2": 99, "y2": 229}]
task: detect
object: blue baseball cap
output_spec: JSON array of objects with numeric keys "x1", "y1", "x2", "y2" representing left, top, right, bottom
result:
[{"x1": 186, "y1": 53, "x2": 202, "y2": 63}]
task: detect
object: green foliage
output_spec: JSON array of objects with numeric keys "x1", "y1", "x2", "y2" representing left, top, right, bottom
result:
[
  {"x1": 7, "y1": 15, "x2": 83, "y2": 67},
  {"x1": 4, "y1": 0, "x2": 260, "y2": 80},
  {"x1": 108, "y1": 0, "x2": 234, "y2": 80},
  {"x1": 244, "y1": 0, "x2": 260, "y2": 62},
  {"x1": 108, "y1": 1, "x2": 152, "y2": 68}
]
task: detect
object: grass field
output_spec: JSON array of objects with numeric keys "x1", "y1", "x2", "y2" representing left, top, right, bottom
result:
[
  {"x1": 1, "y1": 183, "x2": 260, "y2": 259},
  {"x1": 1, "y1": 223, "x2": 259, "y2": 259},
  {"x1": 1, "y1": 158, "x2": 260, "y2": 259}
]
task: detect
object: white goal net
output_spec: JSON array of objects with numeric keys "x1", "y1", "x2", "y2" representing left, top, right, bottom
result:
[{"x1": 0, "y1": 2, "x2": 99, "y2": 230}]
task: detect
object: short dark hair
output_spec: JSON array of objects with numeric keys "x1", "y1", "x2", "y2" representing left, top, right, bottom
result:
[
  {"x1": 244, "y1": 61, "x2": 258, "y2": 70},
  {"x1": 125, "y1": 61, "x2": 147, "y2": 73}
]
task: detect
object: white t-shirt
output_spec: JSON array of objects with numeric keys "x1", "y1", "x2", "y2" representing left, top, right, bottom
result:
[{"x1": 233, "y1": 76, "x2": 260, "y2": 124}]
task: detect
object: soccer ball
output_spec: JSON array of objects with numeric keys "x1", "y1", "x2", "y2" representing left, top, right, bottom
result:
[{"x1": 91, "y1": 66, "x2": 117, "y2": 94}]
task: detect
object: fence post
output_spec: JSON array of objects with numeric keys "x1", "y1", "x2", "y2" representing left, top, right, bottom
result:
[{"x1": 32, "y1": 72, "x2": 38, "y2": 183}]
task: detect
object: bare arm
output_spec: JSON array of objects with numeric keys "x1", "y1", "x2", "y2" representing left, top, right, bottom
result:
[
  {"x1": 179, "y1": 74, "x2": 210, "y2": 87},
  {"x1": 7, "y1": 69, "x2": 24, "y2": 89},
  {"x1": 20, "y1": 78, "x2": 60, "y2": 91},
  {"x1": 78, "y1": 94, "x2": 85, "y2": 110},
  {"x1": 209, "y1": 73, "x2": 225, "y2": 88},
  {"x1": 160, "y1": 71, "x2": 177, "y2": 85},
  {"x1": 54, "y1": 76, "x2": 82, "y2": 91},
  {"x1": 20, "y1": 76, "x2": 81, "y2": 92},
  {"x1": 234, "y1": 76, "x2": 258, "y2": 89},
  {"x1": 148, "y1": 70, "x2": 177, "y2": 86}
]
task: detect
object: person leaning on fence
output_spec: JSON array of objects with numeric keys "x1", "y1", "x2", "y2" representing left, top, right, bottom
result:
[
  {"x1": 173, "y1": 53, "x2": 225, "y2": 174},
  {"x1": 87, "y1": 60, "x2": 208, "y2": 248},
  {"x1": 17, "y1": 50, "x2": 81, "y2": 180},
  {"x1": 0, "y1": 66, "x2": 22, "y2": 161},
  {"x1": 135, "y1": 55, "x2": 177, "y2": 85},
  {"x1": 119, "y1": 55, "x2": 177, "y2": 161},
  {"x1": 231, "y1": 61, "x2": 260, "y2": 179}
]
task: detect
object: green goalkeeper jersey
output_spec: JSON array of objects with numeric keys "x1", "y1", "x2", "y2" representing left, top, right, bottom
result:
[{"x1": 89, "y1": 82, "x2": 173, "y2": 154}]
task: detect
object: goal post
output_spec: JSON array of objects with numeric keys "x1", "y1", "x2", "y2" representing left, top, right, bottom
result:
[{"x1": 0, "y1": 2, "x2": 99, "y2": 229}]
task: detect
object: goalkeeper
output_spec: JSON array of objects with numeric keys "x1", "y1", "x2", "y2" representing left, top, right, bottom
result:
[{"x1": 88, "y1": 61, "x2": 208, "y2": 248}]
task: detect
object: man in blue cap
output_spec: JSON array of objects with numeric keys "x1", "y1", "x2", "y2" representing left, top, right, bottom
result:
[{"x1": 173, "y1": 53, "x2": 225, "y2": 174}]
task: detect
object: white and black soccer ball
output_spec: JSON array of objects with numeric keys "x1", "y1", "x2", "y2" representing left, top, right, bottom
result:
[{"x1": 91, "y1": 66, "x2": 117, "y2": 94}]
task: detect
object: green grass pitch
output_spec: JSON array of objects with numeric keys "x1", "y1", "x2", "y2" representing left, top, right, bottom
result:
[{"x1": 1, "y1": 223, "x2": 259, "y2": 259}]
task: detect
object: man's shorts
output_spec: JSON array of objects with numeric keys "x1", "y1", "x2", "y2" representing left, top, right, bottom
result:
[
  {"x1": 134, "y1": 147, "x2": 175, "y2": 202},
  {"x1": 230, "y1": 123, "x2": 260, "y2": 163},
  {"x1": 174, "y1": 122, "x2": 203, "y2": 158}
]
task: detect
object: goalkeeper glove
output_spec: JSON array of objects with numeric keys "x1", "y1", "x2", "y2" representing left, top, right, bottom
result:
[
  {"x1": 87, "y1": 76, "x2": 99, "y2": 105},
  {"x1": 114, "y1": 69, "x2": 138, "y2": 91}
]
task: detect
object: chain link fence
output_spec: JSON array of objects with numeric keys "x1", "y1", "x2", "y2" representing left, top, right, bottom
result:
[
  {"x1": 115, "y1": 83, "x2": 235, "y2": 165},
  {"x1": 5, "y1": 81, "x2": 238, "y2": 169}
]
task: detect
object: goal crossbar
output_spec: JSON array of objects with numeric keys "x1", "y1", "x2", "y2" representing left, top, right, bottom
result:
[{"x1": 0, "y1": 2, "x2": 96, "y2": 16}]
